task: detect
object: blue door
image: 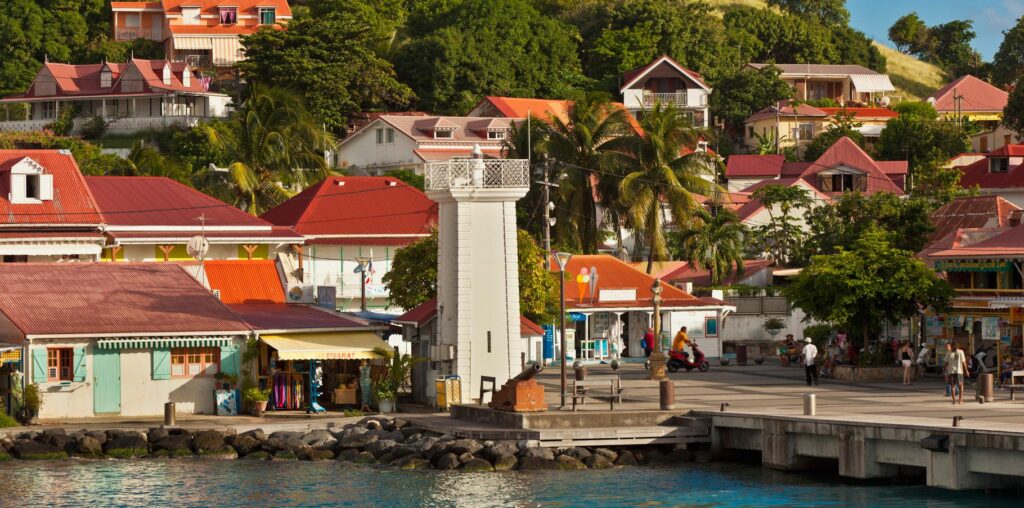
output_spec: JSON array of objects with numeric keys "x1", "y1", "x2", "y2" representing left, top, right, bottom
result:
[{"x1": 93, "y1": 348, "x2": 121, "y2": 414}]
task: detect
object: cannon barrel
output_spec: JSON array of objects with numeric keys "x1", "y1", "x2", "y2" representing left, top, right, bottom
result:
[{"x1": 511, "y1": 363, "x2": 543, "y2": 381}]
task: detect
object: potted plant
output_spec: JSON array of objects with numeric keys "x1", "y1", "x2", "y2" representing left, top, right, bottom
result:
[
  {"x1": 19, "y1": 383, "x2": 41, "y2": 425},
  {"x1": 375, "y1": 381, "x2": 397, "y2": 413},
  {"x1": 243, "y1": 387, "x2": 271, "y2": 416},
  {"x1": 372, "y1": 347, "x2": 425, "y2": 413},
  {"x1": 763, "y1": 317, "x2": 785, "y2": 337}
]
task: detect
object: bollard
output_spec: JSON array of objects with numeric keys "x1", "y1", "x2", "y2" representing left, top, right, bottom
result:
[
  {"x1": 660, "y1": 379, "x2": 675, "y2": 410},
  {"x1": 164, "y1": 401, "x2": 176, "y2": 427},
  {"x1": 574, "y1": 365, "x2": 587, "y2": 381},
  {"x1": 720, "y1": 402, "x2": 730, "y2": 412},
  {"x1": 979, "y1": 373, "x2": 994, "y2": 403},
  {"x1": 803, "y1": 393, "x2": 816, "y2": 416},
  {"x1": 953, "y1": 415, "x2": 963, "y2": 427}
]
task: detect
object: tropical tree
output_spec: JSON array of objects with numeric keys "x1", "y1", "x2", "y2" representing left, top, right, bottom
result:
[
  {"x1": 613, "y1": 103, "x2": 720, "y2": 273},
  {"x1": 197, "y1": 85, "x2": 334, "y2": 215},
  {"x1": 750, "y1": 184, "x2": 813, "y2": 266},
  {"x1": 102, "y1": 141, "x2": 192, "y2": 184},
  {"x1": 503, "y1": 115, "x2": 551, "y2": 239},
  {"x1": 545, "y1": 93, "x2": 630, "y2": 254},
  {"x1": 802, "y1": 110, "x2": 864, "y2": 162},
  {"x1": 670, "y1": 207, "x2": 746, "y2": 286},
  {"x1": 992, "y1": 15, "x2": 1024, "y2": 87}
]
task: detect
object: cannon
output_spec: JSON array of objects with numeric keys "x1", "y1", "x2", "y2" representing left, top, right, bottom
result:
[{"x1": 488, "y1": 363, "x2": 547, "y2": 412}]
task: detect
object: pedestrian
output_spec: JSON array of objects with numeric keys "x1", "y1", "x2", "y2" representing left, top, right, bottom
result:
[
  {"x1": 778, "y1": 337, "x2": 790, "y2": 367},
  {"x1": 945, "y1": 342, "x2": 968, "y2": 405},
  {"x1": 899, "y1": 340, "x2": 914, "y2": 385},
  {"x1": 642, "y1": 327, "x2": 654, "y2": 358},
  {"x1": 801, "y1": 337, "x2": 819, "y2": 386}
]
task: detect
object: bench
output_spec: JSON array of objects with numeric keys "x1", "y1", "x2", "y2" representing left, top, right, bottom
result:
[
  {"x1": 571, "y1": 375, "x2": 625, "y2": 411},
  {"x1": 1010, "y1": 370, "x2": 1024, "y2": 401}
]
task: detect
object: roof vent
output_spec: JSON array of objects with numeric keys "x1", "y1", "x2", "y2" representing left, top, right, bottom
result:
[
  {"x1": 335, "y1": 180, "x2": 346, "y2": 186},
  {"x1": 57, "y1": 149, "x2": 72, "y2": 155},
  {"x1": 385, "y1": 180, "x2": 397, "y2": 187}
]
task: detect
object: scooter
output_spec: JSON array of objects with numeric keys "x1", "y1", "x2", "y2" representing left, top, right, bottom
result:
[{"x1": 667, "y1": 343, "x2": 710, "y2": 373}]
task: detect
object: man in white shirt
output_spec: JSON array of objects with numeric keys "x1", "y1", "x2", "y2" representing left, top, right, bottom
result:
[
  {"x1": 945, "y1": 342, "x2": 968, "y2": 405},
  {"x1": 801, "y1": 337, "x2": 819, "y2": 386}
]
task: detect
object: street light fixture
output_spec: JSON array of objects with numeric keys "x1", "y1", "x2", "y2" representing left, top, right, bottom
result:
[
  {"x1": 355, "y1": 255, "x2": 371, "y2": 312},
  {"x1": 648, "y1": 278, "x2": 667, "y2": 380},
  {"x1": 553, "y1": 251, "x2": 573, "y2": 408}
]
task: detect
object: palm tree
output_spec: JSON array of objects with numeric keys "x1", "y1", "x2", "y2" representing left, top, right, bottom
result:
[
  {"x1": 196, "y1": 84, "x2": 334, "y2": 215},
  {"x1": 503, "y1": 115, "x2": 552, "y2": 242},
  {"x1": 545, "y1": 93, "x2": 629, "y2": 253},
  {"x1": 613, "y1": 103, "x2": 722, "y2": 274},
  {"x1": 673, "y1": 207, "x2": 746, "y2": 286},
  {"x1": 104, "y1": 141, "x2": 192, "y2": 184}
]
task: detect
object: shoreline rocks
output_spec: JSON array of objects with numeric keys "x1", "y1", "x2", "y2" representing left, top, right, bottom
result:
[{"x1": 0, "y1": 416, "x2": 709, "y2": 471}]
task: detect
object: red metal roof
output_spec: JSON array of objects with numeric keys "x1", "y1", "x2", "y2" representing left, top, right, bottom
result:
[
  {"x1": 927, "y1": 224, "x2": 1024, "y2": 259},
  {"x1": 817, "y1": 107, "x2": 897, "y2": 119},
  {"x1": 4, "y1": 59, "x2": 216, "y2": 101},
  {"x1": 477, "y1": 96, "x2": 572, "y2": 123},
  {"x1": 260, "y1": 176, "x2": 438, "y2": 239},
  {"x1": 928, "y1": 196, "x2": 1021, "y2": 242},
  {"x1": 104, "y1": 228, "x2": 301, "y2": 242},
  {"x1": 227, "y1": 303, "x2": 367, "y2": 331},
  {"x1": 798, "y1": 137, "x2": 905, "y2": 195},
  {"x1": 395, "y1": 297, "x2": 545, "y2": 336},
  {"x1": 86, "y1": 176, "x2": 274, "y2": 228},
  {"x1": 621, "y1": 55, "x2": 710, "y2": 91},
  {"x1": 0, "y1": 263, "x2": 248, "y2": 336},
  {"x1": 726, "y1": 155, "x2": 785, "y2": 178},
  {"x1": 746, "y1": 102, "x2": 827, "y2": 122},
  {"x1": 956, "y1": 149, "x2": 1024, "y2": 189},
  {"x1": 0, "y1": 150, "x2": 103, "y2": 225},
  {"x1": 553, "y1": 255, "x2": 719, "y2": 310},
  {"x1": 303, "y1": 237, "x2": 422, "y2": 247},
  {"x1": 520, "y1": 316, "x2": 544, "y2": 336},
  {"x1": 203, "y1": 260, "x2": 285, "y2": 304},
  {"x1": 929, "y1": 75, "x2": 1008, "y2": 113},
  {"x1": 661, "y1": 260, "x2": 774, "y2": 288}
]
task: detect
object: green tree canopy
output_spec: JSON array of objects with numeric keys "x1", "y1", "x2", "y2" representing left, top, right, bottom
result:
[
  {"x1": 804, "y1": 192, "x2": 935, "y2": 256},
  {"x1": 784, "y1": 227, "x2": 952, "y2": 343},
  {"x1": 240, "y1": 0, "x2": 414, "y2": 133},
  {"x1": 802, "y1": 111, "x2": 864, "y2": 162},
  {"x1": 394, "y1": 0, "x2": 586, "y2": 114},
  {"x1": 670, "y1": 207, "x2": 746, "y2": 286},
  {"x1": 1004, "y1": 84, "x2": 1024, "y2": 136},
  {"x1": 749, "y1": 184, "x2": 812, "y2": 266},
  {"x1": 767, "y1": 0, "x2": 850, "y2": 26},
  {"x1": 875, "y1": 112, "x2": 969, "y2": 175},
  {"x1": 992, "y1": 15, "x2": 1024, "y2": 87},
  {"x1": 888, "y1": 12, "x2": 928, "y2": 54},
  {"x1": 710, "y1": 64, "x2": 793, "y2": 132}
]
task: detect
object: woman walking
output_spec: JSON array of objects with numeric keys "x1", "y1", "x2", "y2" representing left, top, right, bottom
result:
[{"x1": 899, "y1": 341, "x2": 914, "y2": 385}]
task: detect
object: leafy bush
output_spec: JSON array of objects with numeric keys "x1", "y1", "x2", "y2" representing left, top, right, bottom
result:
[
  {"x1": 20, "y1": 383, "x2": 41, "y2": 423},
  {"x1": 803, "y1": 324, "x2": 835, "y2": 348},
  {"x1": 45, "y1": 104, "x2": 77, "y2": 136},
  {"x1": 343, "y1": 409, "x2": 365, "y2": 417},
  {"x1": 0, "y1": 412, "x2": 18, "y2": 428},
  {"x1": 78, "y1": 116, "x2": 107, "y2": 140},
  {"x1": 242, "y1": 387, "x2": 271, "y2": 403},
  {"x1": 763, "y1": 317, "x2": 786, "y2": 331}
]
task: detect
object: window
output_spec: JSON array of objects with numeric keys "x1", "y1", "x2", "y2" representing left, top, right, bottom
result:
[
  {"x1": 386, "y1": 128, "x2": 395, "y2": 143},
  {"x1": 487, "y1": 130, "x2": 505, "y2": 140},
  {"x1": 25, "y1": 174, "x2": 40, "y2": 200},
  {"x1": 125, "y1": 13, "x2": 140, "y2": 28},
  {"x1": 182, "y1": 6, "x2": 200, "y2": 25},
  {"x1": 434, "y1": 129, "x2": 453, "y2": 139},
  {"x1": 991, "y1": 157, "x2": 1010, "y2": 173},
  {"x1": 980, "y1": 136, "x2": 989, "y2": 152},
  {"x1": 259, "y1": 7, "x2": 276, "y2": 25},
  {"x1": 796, "y1": 123, "x2": 813, "y2": 141},
  {"x1": 2, "y1": 255, "x2": 27, "y2": 263},
  {"x1": 219, "y1": 6, "x2": 237, "y2": 24},
  {"x1": 170, "y1": 347, "x2": 219, "y2": 377},
  {"x1": 100, "y1": 69, "x2": 112, "y2": 88},
  {"x1": 375, "y1": 128, "x2": 384, "y2": 144},
  {"x1": 832, "y1": 174, "x2": 853, "y2": 192},
  {"x1": 47, "y1": 348, "x2": 73, "y2": 382},
  {"x1": 41, "y1": 102, "x2": 56, "y2": 119},
  {"x1": 748, "y1": 126, "x2": 755, "y2": 139},
  {"x1": 1005, "y1": 134, "x2": 1013, "y2": 146}
]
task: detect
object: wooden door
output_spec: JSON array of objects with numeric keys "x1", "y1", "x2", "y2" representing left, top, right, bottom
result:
[{"x1": 92, "y1": 348, "x2": 121, "y2": 414}]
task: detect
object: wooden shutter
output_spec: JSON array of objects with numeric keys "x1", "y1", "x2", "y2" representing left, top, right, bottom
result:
[
  {"x1": 220, "y1": 344, "x2": 239, "y2": 376},
  {"x1": 72, "y1": 346, "x2": 87, "y2": 382},
  {"x1": 856, "y1": 175, "x2": 867, "y2": 191},
  {"x1": 820, "y1": 175, "x2": 833, "y2": 192},
  {"x1": 32, "y1": 347, "x2": 47, "y2": 383},
  {"x1": 152, "y1": 348, "x2": 171, "y2": 380}
]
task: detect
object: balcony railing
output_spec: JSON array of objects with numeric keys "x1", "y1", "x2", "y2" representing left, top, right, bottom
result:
[
  {"x1": 725, "y1": 296, "x2": 791, "y2": 316},
  {"x1": 953, "y1": 288, "x2": 1024, "y2": 298},
  {"x1": 643, "y1": 92, "x2": 688, "y2": 107},
  {"x1": 424, "y1": 158, "x2": 529, "y2": 191},
  {"x1": 116, "y1": 28, "x2": 154, "y2": 41}
]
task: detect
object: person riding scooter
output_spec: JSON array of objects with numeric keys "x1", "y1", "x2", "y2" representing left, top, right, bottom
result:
[{"x1": 667, "y1": 341, "x2": 710, "y2": 373}]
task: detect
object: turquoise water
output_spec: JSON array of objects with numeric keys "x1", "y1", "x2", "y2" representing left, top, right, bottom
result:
[{"x1": 0, "y1": 460, "x2": 1017, "y2": 507}]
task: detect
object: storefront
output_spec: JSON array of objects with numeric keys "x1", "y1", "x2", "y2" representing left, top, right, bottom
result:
[{"x1": 0, "y1": 343, "x2": 22, "y2": 417}]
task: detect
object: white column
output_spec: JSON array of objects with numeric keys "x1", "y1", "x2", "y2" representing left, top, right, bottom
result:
[{"x1": 101, "y1": 99, "x2": 106, "y2": 118}]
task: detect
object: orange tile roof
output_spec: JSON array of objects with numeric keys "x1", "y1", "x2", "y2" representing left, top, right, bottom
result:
[
  {"x1": 160, "y1": 0, "x2": 292, "y2": 16},
  {"x1": 203, "y1": 259, "x2": 285, "y2": 304}
]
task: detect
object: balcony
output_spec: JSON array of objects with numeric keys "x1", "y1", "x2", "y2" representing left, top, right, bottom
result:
[
  {"x1": 642, "y1": 92, "x2": 688, "y2": 108},
  {"x1": 424, "y1": 158, "x2": 529, "y2": 191},
  {"x1": 0, "y1": 116, "x2": 215, "y2": 134},
  {"x1": 116, "y1": 28, "x2": 154, "y2": 41}
]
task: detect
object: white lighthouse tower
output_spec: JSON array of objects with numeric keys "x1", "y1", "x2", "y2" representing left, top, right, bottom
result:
[{"x1": 424, "y1": 146, "x2": 530, "y2": 402}]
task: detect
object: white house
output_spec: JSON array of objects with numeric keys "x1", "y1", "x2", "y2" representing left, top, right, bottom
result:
[
  {"x1": 329, "y1": 116, "x2": 517, "y2": 175},
  {"x1": 620, "y1": 55, "x2": 711, "y2": 127}
]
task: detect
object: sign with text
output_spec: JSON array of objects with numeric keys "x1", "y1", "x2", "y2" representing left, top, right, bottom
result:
[
  {"x1": 934, "y1": 260, "x2": 1012, "y2": 272},
  {"x1": 599, "y1": 288, "x2": 637, "y2": 302}
]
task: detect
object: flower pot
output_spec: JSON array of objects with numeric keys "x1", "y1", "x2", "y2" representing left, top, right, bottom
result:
[
  {"x1": 378, "y1": 399, "x2": 396, "y2": 413},
  {"x1": 765, "y1": 328, "x2": 782, "y2": 338},
  {"x1": 719, "y1": 359, "x2": 731, "y2": 366},
  {"x1": 252, "y1": 400, "x2": 268, "y2": 416}
]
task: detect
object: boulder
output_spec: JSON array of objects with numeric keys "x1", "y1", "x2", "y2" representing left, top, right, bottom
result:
[
  {"x1": 365, "y1": 419, "x2": 383, "y2": 431},
  {"x1": 593, "y1": 448, "x2": 618, "y2": 461},
  {"x1": 520, "y1": 447, "x2": 554, "y2": 461},
  {"x1": 239, "y1": 429, "x2": 268, "y2": 442},
  {"x1": 274, "y1": 449, "x2": 298, "y2": 460},
  {"x1": 517, "y1": 456, "x2": 558, "y2": 471},
  {"x1": 391, "y1": 418, "x2": 410, "y2": 430},
  {"x1": 484, "y1": 443, "x2": 518, "y2": 462},
  {"x1": 147, "y1": 427, "x2": 170, "y2": 443},
  {"x1": 389, "y1": 444, "x2": 419, "y2": 460},
  {"x1": 556, "y1": 455, "x2": 587, "y2": 470},
  {"x1": 353, "y1": 451, "x2": 377, "y2": 464},
  {"x1": 411, "y1": 437, "x2": 440, "y2": 455},
  {"x1": 363, "y1": 439, "x2": 398, "y2": 458},
  {"x1": 402, "y1": 433, "x2": 422, "y2": 444},
  {"x1": 457, "y1": 452, "x2": 476, "y2": 464},
  {"x1": 434, "y1": 452, "x2": 460, "y2": 470},
  {"x1": 399, "y1": 427, "x2": 421, "y2": 439},
  {"x1": 462, "y1": 457, "x2": 494, "y2": 472},
  {"x1": 493, "y1": 454, "x2": 517, "y2": 471},
  {"x1": 444, "y1": 439, "x2": 483, "y2": 456},
  {"x1": 392, "y1": 455, "x2": 430, "y2": 470},
  {"x1": 192, "y1": 430, "x2": 230, "y2": 454},
  {"x1": 104, "y1": 431, "x2": 148, "y2": 459},
  {"x1": 230, "y1": 434, "x2": 264, "y2": 456},
  {"x1": 564, "y1": 447, "x2": 592, "y2": 461},
  {"x1": 302, "y1": 429, "x2": 338, "y2": 450},
  {"x1": 338, "y1": 433, "x2": 379, "y2": 450},
  {"x1": 614, "y1": 450, "x2": 638, "y2": 466},
  {"x1": 12, "y1": 440, "x2": 68, "y2": 460},
  {"x1": 297, "y1": 447, "x2": 335, "y2": 461},
  {"x1": 342, "y1": 426, "x2": 368, "y2": 438},
  {"x1": 85, "y1": 431, "x2": 108, "y2": 445},
  {"x1": 335, "y1": 448, "x2": 360, "y2": 461},
  {"x1": 245, "y1": 450, "x2": 272, "y2": 460},
  {"x1": 39, "y1": 429, "x2": 72, "y2": 452},
  {"x1": 584, "y1": 454, "x2": 614, "y2": 469},
  {"x1": 152, "y1": 435, "x2": 194, "y2": 458},
  {"x1": 198, "y1": 446, "x2": 238, "y2": 460}
]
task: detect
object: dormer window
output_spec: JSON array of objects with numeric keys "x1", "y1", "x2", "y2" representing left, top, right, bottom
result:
[
  {"x1": 259, "y1": 7, "x2": 276, "y2": 25},
  {"x1": 8, "y1": 158, "x2": 54, "y2": 203},
  {"x1": 434, "y1": 128, "x2": 454, "y2": 139},
  {"x1": 991, "y1": 157, "x2": 1010, "y2": 173},
  {"x1": 219, "y1": 6, "x2": 238, "y2": 24},
  {"x1": 100, "y1": 68, "x2": 112, "y2": 88},
  {"x1": 181, "y1": 6, "x2": 200, "y2": 25},
  {"x1": 162, "y1": 64, "x2": 171, "y2": 85},
  {"x1": 487, "y1": 130, "x2": 506, "y2": 140},
  {"x1": 182, "y1": 67, "x2": 191, "y2": 87}
]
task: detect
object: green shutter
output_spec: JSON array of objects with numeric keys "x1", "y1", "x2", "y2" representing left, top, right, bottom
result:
[
  {"x1": 72, "y1": 346, "x2": 87, "y2": 382},
  {"x1": 152, "y1": 348, "x2": 171, "y2": 380},
  {"x1": 32, "y1": 347, "x2": 47, "y2": 383},
  {"x1": 220, "y1": 345, "x2": 239, "y2": 376}
]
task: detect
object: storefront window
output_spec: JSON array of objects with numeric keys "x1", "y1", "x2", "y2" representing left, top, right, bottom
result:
[{"x1": 170, "y1": 347, "x2": 219, "y2": 377}]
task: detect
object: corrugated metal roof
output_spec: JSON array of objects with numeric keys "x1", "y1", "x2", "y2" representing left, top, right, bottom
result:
[
  {"x1": 204, "y1": 260, "x2": 285, "y2": 304},
  {"x1": 0, "y1": 150, "x2": 104, "y2": 225},
  {"x1": 553, "y1": 255, "x2": 721, "y2": 310},
  {"x1": 928, "y1": 196, "x2": 1021, "y2": 242},
  {"x1": 929, "y1": 75, "x2": 1009, "y2": 113},
  {"x1": 228, "y1": 303, "x2": 368, "y2": 331},
  {"x1": 0, "y1": 263, "x2": 248, "y2": 336}
]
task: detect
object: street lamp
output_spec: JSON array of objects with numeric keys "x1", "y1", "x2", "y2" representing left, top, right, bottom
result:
[
  {"x1": 355, "y1": 255, "x2": 371, "y2": 312},
  {"x1": 648, "y1": 278, "x2": 667, "y2": 380},
  {"x1": 552, "y1": 251, "x2": 573, "y2": 408}
]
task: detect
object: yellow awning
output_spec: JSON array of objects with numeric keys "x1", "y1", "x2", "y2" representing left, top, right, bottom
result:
[{"x1": 260, "y1": 332, "x2": 388, "y2": 361}]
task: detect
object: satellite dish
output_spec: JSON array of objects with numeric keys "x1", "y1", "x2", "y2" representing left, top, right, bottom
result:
[
  {"x1": 288, "y1": 286, "x2": 304, "y2": 301},
  {"x1": 186, "y1": 235, "x2": 210, "y2": 260},
  {"x1": 880, "y1": 96, "x2": 891, "y2": 107}
]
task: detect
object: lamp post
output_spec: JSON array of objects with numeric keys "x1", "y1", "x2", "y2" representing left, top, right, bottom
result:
[
  {"x1": 648, "y1": 278, "x2": 667, "y2": 380},
  {"x1": 552, "y1": 251, "x2": 573, "y2": 408},
  {"x1": 355, "y1": 255, "x2": 371, "y2": 312}
]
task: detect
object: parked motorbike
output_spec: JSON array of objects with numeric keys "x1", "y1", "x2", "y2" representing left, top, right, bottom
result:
[{"x1": 667, "y1": 343, "x2": 710, "y2": 373}]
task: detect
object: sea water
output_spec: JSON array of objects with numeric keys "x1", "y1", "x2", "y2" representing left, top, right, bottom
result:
[{"x1": 0, "y1": 459, "x2": 1017, "y2": 507}]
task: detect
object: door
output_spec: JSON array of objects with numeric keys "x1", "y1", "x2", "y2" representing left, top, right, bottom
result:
[{"x1": 93, "y1": 348, "x2": 121, "y2": 414}]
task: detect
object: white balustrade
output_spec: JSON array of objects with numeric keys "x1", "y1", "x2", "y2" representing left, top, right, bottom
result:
[{"x1": 424, "y1": 158, "x2": 529, "y2": 191}]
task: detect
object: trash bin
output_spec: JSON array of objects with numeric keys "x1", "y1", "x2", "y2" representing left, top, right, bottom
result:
[
  {"x1": 574, "y1": 365, "x2": 587, "y2": 381},
  {"x1": 737, "y1": 344, "x2": 748, "y2": 366},
  {"x1": 435, "y1": 375, "x2": 462, "y2": 411}
]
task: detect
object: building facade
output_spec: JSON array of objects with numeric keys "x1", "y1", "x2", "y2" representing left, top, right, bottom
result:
[
  {"x1": 928, "y1": 75, "x2": 1015, "y2": 153},
  {"x1": 743, "y1": 102, "x2": 896, "y2": 153},
  {"x1": 746, "y1": 63, "x2": 896, "y2": 105},
  {"x1": 620, "y1": 55, "x2": 711, "y2": 127}
]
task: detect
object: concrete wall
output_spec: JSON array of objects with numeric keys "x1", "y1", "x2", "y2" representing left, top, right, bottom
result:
[
  {"x1": 722, "y1": 307, "x2": 812, "y2": 342},
  {"x1": 32, "y1": 338, "x2": 95, "y2": 420},
  {"x1": 303, "y1": 243, "x2": 401, "y2": 312}
]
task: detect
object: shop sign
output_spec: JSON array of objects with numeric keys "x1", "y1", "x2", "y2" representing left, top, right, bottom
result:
[
  {"x1": 567, "y1": 312, "x2": 587, "y2": 322},
  {"x1": 934, "y1": 260, "x2": 1012, "y2": 272}
]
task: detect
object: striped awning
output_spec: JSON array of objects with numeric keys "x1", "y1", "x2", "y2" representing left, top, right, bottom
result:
[
  {"x1": 96, "y1": 336, "x2": 234, "y2": 349},
  {"x1": 172, "y1": 36, "x2": 213, "y2": 50}
]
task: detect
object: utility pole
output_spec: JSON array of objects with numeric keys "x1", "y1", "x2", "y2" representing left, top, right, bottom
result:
[
  {"x1": 535, "y1": 157, "x2": 558, "y2": 253},
  {"x1": 953, "y1": 87, "x2": 963, "y2": 127}
]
